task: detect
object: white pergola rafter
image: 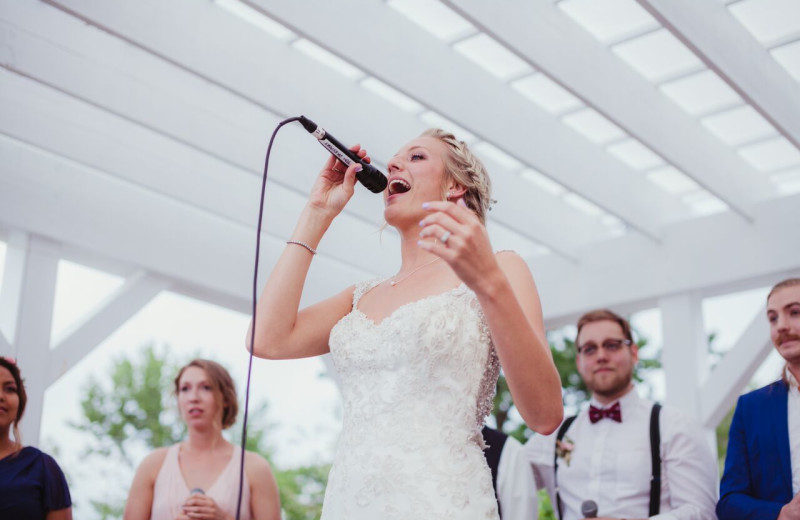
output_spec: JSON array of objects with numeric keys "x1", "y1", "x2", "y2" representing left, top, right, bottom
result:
[
  {"x1": 233, "y1": 0, "x2": 688, "y2": 240},
  {"x1": 636, "y1": 0, "x2": 800, "y2": 150},
  {"x1": 48, "y1": 271, "x2": 171, "y2": 385},
  {"x1": 11, "y1": 0, "x2": 606, "y2": 260},
  {"x1": 445, "y1": 0, "x2": 772, "y2": 220}
]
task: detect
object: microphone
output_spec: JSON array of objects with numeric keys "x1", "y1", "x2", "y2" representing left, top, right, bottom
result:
[
  {"x1": 299, "y1": 116, "x2": 387, "y2": 193},
  {"x1": 190, "y1": 488, "x2": 205, "y2": 495},
  {"x1": 581, "y1": 499, "x2": 598, "y2": 518}
]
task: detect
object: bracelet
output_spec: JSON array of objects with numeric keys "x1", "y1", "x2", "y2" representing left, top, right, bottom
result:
[{"x1": 286, "y1": 240, "x2": 317, "y2": 255}]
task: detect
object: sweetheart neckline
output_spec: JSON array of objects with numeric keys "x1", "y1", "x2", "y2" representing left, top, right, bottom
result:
[{"x1": 350, "y1": 282, "x2": 468, "y2": 327}]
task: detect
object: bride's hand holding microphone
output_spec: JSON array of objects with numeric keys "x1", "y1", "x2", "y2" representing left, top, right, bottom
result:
[{"x1": 307, "y1": 145, "x2": 370, "y2": 219}]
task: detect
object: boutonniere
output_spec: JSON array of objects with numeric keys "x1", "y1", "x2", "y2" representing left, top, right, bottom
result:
[{"x1": 556, "y1": 436, "x2": 575, "y2": 466}]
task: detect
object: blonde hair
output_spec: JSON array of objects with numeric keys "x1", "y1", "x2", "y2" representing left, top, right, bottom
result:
[{"x1": 421, "y1": 129, "x2": 492, "y2": 223}]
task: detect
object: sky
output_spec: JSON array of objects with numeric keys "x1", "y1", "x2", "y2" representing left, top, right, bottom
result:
[{"x1": 0, "y1": 240, "x2": 786, "y2": 518}]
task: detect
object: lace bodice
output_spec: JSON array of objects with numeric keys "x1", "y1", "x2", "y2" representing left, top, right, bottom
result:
[{"x1": 321, "y1": 279, "x2": 501, "y2": 519}]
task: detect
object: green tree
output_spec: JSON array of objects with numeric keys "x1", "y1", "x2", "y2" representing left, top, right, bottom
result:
[{"x1": 70, "y1": 344, "x2": 327, "y2": 520}]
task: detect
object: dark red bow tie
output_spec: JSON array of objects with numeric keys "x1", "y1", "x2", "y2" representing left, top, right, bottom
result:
[{"x1": 589, "y1": 402, "x2": 622, "y2": 423}]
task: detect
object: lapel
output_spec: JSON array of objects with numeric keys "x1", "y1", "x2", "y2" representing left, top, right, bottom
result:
[{"x1": 766, "y1": 382, "x2": 792, "y2": 496}]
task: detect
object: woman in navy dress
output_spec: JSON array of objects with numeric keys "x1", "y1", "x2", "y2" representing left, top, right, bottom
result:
[{"x1": 0, "y1": 357, "x2": 72, "y2": 520}]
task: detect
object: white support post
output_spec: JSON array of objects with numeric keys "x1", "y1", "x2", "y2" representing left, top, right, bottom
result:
[
  {"x1": 659, "y1": 292, "x2": 717, "y2": 453},
  {"x1": 0, "y1": 232, "x2": 60, "y2": 446},
  {"x1": 700, "y1": 305, "x2": 771, "y2": 429},
  {"x1": 48, "y1": 270, "x2": 170, "y2": 385},
  {"x1": 660, "y1": 292, "x2": 707, "y2": 417},
  {"x1": 0, "y1": 331, "x2": 12, "y2": 357}
]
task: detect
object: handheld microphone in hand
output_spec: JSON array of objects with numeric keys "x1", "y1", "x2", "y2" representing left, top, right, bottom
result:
[
  {"x1": 581, "y1": 499, "x2": 598, "y2": 518},
  {"x1": 298, "y1": 116, "x2": 387, "y2": 193},
  {"x1": 190, "y1": 488, "x2": 205, "y2": 495}
]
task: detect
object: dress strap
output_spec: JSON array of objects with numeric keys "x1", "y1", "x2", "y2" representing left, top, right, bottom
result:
[{"x1": 352, "y1": 278, "x2": 383, "y2": 308}]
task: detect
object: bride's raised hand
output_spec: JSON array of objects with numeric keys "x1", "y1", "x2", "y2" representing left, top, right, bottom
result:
[
  {"x1": 307, "y1": 145, "x2": 370, "y2": 218},
  {"x1": 417, "y1": 198, "x2": 499, "y2": 292}
]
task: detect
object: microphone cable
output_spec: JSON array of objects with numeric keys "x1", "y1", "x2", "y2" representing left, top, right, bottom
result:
[{"x1": 237, "y1": 115, "x2": 301, "y2": 520}]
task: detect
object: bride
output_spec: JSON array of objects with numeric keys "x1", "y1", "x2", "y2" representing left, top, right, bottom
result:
[{"x1": 249, "y1": 128, "x2": 563, "y2": 519}]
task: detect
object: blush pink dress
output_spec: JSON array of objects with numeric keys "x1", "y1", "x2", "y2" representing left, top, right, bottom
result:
[{"x1": 150, "y1": 443, "x2": 252, "y2": 520}]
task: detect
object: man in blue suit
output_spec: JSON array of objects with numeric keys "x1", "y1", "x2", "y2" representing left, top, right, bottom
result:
[{"x1": 718, "y1": 278, "x2": 800, "y2": 520}]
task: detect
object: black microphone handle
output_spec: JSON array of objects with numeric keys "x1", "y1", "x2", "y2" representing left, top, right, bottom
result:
[
  {"x1": 299, "y1": 116, "x2": 387, "y2": 193},
  {"x1": 580, "y1": 499, "x2": 598, "y2": 518}
]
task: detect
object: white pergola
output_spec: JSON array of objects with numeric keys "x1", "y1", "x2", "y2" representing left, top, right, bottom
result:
[{"x1": 1, "y1": 0, "x2": 799, "y2": 446}]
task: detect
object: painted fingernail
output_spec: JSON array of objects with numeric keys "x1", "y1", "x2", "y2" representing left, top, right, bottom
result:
[
  {"x1": 422, "y1": 202, "x2": 430, "y2": 209},
  {"x1": 355, "y1": 164, "x2": 363, "y2": 172},
  {"x1": 458, "y1": 198, "x2": 467, "y2": 207},
  {"x1": 419, "y1": 220, "x2": 426, "y2": 227}
]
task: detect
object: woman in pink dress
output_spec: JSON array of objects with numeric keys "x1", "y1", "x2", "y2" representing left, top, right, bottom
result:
[{"x1": 124, "y1": 359, "x2": 280, "y2": 520}]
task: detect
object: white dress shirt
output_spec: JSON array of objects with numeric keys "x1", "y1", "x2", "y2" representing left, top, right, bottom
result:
[
  {"x1": 524, "y1": 388, "x2": 717, "y2": 520},
  {"x1": 787, "y1": 369, "x2": 800, "y2": 496},
  {"x1": 496, "y1": 435, "x2": 538, "y2": 520}
]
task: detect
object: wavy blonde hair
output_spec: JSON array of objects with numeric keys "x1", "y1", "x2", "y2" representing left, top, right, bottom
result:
[{"x1": 422, "y1": 129, "x2": 492, "y2": 224}]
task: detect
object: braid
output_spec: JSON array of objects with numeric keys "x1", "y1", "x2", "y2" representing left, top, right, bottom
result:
[{"x1": 422, "y1": 129, "x2": 492, "y2": 223}]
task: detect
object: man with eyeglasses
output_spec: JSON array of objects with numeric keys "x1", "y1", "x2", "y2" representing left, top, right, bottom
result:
[{"x1": 524, "y1": 309, "x2": 717, "y2": 520}]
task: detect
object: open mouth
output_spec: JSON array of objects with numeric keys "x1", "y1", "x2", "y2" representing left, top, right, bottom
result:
[{"x1": 387, "y1": 178, "x2": 411, "y2": 196}]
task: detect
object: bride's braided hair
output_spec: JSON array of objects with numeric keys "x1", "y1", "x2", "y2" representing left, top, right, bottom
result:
[{"x1": 422, "y1": 129, "x2": 492, "y2": 224}]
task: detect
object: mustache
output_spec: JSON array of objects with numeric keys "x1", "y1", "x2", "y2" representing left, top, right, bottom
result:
[{"x1": 777, "y1": 333, "x2": 800, "y2": 345}]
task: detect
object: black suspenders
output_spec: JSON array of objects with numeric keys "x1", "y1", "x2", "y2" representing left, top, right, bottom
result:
[{"x1": 553, "y1": 403, "x2": 662, "y2": 520}]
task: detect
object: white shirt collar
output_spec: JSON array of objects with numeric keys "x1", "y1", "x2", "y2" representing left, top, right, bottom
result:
[{"x1": 786, "y1": 367, "x2": 799, "y2": 391}]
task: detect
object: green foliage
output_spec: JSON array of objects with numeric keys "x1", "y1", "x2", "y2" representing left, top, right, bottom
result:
[
  {"x1": 70, "y1": 345, "x2": 328, "y2": 520},
  {"x1": 69, "y1": 344, "x2": 184, "y2": 468},
  {"x1": 275, "y1": 464, "x2": 330, "y2": 520},
  {"x1": 538, "y1": 489, "x2": 556, "y2": 520}
]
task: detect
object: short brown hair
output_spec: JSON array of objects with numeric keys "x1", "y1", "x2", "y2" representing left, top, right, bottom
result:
[
  {"x1": 0, "y1": 357, "x2": 27, "y2": 450},
  {"x1": 576, "y1": 309, "x2": 634, "y2": 343},
  {"x1": 768, "y1": 278, "x2": 800, "y2": 302},
  {"x1": 174, "y1": 359, "x2": 238, "y2": 429}
]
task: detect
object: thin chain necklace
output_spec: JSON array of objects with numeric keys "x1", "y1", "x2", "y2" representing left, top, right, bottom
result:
[{"x1": 390, "y1": 257, "x2": 442, "y2": 287}]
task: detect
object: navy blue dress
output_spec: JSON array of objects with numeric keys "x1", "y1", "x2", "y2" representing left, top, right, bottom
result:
[{"x1": 0, "y1": 446, "x2": 72, "y2": 519}]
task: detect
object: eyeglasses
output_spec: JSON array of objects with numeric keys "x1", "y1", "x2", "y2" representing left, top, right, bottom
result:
[{"x1": 576, "y1": 338, "x2": 632, "y2": 357}]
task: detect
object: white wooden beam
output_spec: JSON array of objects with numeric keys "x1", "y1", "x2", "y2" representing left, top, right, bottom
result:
[
  {"x1": 536, "y1": 192, "x2": 800, "y2": 326},
  {"x1": 0, "y1": 67, "x2": 398, "y2": 276},
  {"x1": 1, "y1": 233, "x2": 60, "y2": 446},
  {"x1": 1, "y1": 0, "x2": 601, "y2": 258},
  {"x1": 700, "y1": 305, "x2": 771, "y2": 429},
  {"x1": 250, "y1": 0, "x2": 692, "y2": 239},
  {"x1": 660, "y1": 292, "x2": 707, "y2": 419},
  {"x1": 0, "y1": 133, "x2": 363, "y2": 313},
  {"x1": 446, "y1": 0, "x2": 770, "y2": 220},
  {"x1": 0, "y1": 230, "x2": 29, "y2": 346},
  {"x1": 0, "y1": 330, "x2": 11, "y2": 357},
  {"x1": 48, "y1": 271, "x2": 170, "y2": 385},
  {"x1": 637, "y1": 0, "x2": 800, "y2": 150},
  {"x1": 44, "y1": 0, "x2": 687, "y2": 241}
]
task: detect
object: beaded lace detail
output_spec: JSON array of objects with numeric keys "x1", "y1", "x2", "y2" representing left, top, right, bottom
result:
[{"x1": 321, "y1": 278, "x2": 500, "y2": 519}]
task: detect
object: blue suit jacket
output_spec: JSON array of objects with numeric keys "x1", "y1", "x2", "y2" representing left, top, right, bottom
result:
[{"x1": 717, "y1": 380, "x2": 794, "y2": 520}]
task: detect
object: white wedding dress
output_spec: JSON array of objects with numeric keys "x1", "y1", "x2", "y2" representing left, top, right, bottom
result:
[{"x1": 321, "y1": 279, "x2": 501, "y2": 520}]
